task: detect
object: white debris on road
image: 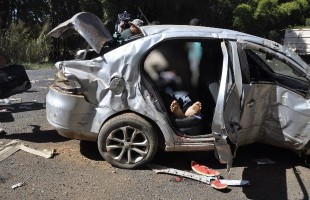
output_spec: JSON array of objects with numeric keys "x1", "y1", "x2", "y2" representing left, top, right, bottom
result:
[
  {"x1": 0, "y1": 140, "x2": 55, "y2": 162},
  {"x1": 11, "y1": 182, "x2": 25, "y2": 189}
]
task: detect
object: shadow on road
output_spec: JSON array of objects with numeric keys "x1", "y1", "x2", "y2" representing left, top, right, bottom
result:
[
  {"x1": 151, "y1": 143, "x2": 309, "y2": 199},
  {"x1": 0, "y1": 102, "x2": 45, "y2": 122},
  {"x1": 0, "y1": 125, "x2": 69, "y2": 143},
  {"x1": 79, "y1": 140, "x2": 103, "y2": 161},
  {"x1": 236, "y1": 143, "x2": 309, "y2": 200},
  {"x1": 74, "y1": 137, "x2": 310, "y2": 199}
]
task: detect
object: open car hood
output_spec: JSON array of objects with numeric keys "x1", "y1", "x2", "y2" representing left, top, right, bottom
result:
[{"x1": 47, "y1": 12, "x2": 112, "y2": 53}]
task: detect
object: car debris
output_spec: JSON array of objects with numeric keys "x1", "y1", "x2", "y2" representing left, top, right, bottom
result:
[
  {"x1": 11, "y1": 182, "x2": 25, "y2": 189},
  {"x1": 0, "y1": 140, "x2": 21, "y2": 162},
  {"x1": 30, "y1": 80, "x2": 39, "y2": 83},
  {"x1": 0, "y1": 140, "x2": 55, "y2": 162},
  {"x1": 0, "y1": 65, "x2": 31, "y2": 99},
  {"x1": 0, "y1": 128, "x2": 5, "y2": 134},
  {"x1": 3, "y1": 98, "x2": 22, "y2": 102},
  {"x1": 0, "y1": 99, "x2": 11, "y2": 104},
  {"x1": 19, "y1": 144, "x2": 55, "y2": 159},
  {"x1": 148, "y1": 164, "x2": 250, "y2": 190},
  {"x1": 0, "y1": 98, "x2": 22, "y2": 105}
]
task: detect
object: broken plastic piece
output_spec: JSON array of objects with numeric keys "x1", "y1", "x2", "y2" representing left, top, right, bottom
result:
[
  {"x1": 19, "y1": 144, "x2": 55, "y2": 158},
  {"x1": 0, "y1": 141, "x2": 21, "y2": 162},
  {"x1": 0, "y1": 140, "x2": 55, "y2": 162}
]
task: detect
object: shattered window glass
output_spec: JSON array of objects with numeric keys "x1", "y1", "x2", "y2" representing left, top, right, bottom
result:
[{"x1": 253, "y1": 49, "x2": 307, "y2": 82}]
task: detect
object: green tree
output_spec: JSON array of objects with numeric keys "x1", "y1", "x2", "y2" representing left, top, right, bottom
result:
[
  {"x1": 48, "y1": 0, "x2": 81, "y2": 60},
  {"x1": 233, "y1": 4, "x2": 254, "y2": 32},
  {"x1": 0, "y1": 20, "x2": 51, "y2": 63},
  {"x1": 233, "y1": 0, "x2": 310, "y2": 41}
]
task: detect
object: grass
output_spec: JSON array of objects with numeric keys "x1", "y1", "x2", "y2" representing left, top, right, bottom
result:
[{"x1": 22, "y1": 63, "x2": 54, "y2": 70}]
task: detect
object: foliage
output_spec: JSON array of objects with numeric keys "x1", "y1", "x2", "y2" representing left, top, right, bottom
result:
[
  {"x1": 25, "y1": 21, "x2": 52, "y2": 63},
  {"x1": 233, "y1": 4, "x2": 254, "y2": 32},
  {"x1": 306, "y1": 18, "x2": 310, "y2": 26},
  {"x1": 0, "y1": 0, "x2": 309, "y2": 63},
  {"x1": 233, "y1": 0, "x2": 310, "y2": 42},
  {"x1": 0, "y1": 21, "x2": 51, "y2": 64},
  {"x1": 0, "y1": 21, "x2": 30, "y2": 63}
]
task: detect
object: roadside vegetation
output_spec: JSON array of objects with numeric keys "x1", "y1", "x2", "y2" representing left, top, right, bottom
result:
[{"x1": 0, "y1": 0, "x2": 309, "y2": 69}]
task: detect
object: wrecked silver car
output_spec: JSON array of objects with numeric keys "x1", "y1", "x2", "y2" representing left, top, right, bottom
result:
[{"x1": 46, "y1": 12, "x2": 310, "y2": 170}]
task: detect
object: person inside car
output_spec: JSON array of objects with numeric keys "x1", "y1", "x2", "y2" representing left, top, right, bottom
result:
[{"x1": 165, "y1": 90, "x2": 205, "y2": 136}]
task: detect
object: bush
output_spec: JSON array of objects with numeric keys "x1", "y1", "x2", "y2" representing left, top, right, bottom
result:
[
  {"x1": 0, "y1": 21, "x2": 52, "y2": 64},
  {"x1": 25, "y1": 22, "x2": 52, "y2": 63}
]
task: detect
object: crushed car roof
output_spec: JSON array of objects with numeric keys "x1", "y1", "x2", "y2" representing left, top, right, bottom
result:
[{"x1": 140, "y1": 25, "x2": 309, "y2": 72}]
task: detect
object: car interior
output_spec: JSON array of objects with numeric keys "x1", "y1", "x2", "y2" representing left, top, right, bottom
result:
[
  {"x1": 142, "y1": 39, "x2": 223, "y2": 137},
  {"x1": 143, "y1": 39, "x2": 310, "y2": 137}
]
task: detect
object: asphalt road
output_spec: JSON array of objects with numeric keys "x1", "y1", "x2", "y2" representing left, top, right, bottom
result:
[{"x1": 0, "y1": 69, "x2": 310, "y2": 200}]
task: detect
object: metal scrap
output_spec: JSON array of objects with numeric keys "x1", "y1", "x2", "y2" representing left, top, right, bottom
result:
[{"x1": 148, "y1": 164, "x2": 250, "y2": 187}]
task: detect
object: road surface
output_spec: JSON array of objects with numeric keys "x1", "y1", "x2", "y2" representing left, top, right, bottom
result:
[{"x1": 0, "y1": 69, "x2": 309, "y2": 200}]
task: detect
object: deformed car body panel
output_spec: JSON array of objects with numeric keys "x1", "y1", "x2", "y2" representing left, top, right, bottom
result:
[
  {"x1": 236, "y1": 40, "x2": 310, "y2": 155},
  {"x1": 140, "y1": 25, "x2": 310, "y2": 75},
  {"x1": 46, "y1": 37, "x2": 178, "y2": 147},
  {"x1": 211, "y1": 42, "x2": 244, "y2": 171},
  {"x1": 239, "y1": 84, "x2": 310, "y2": 153},
  {"x1": 47, "y1": 12, "x2": 112, "y2": 53},
  {"x1": 46, "y1": 13, "x2": 310, "y2": 169}
]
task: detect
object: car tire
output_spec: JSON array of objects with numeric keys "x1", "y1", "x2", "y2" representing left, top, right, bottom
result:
[{"x1": 97, "y1": 113, "x2": 158, "y2": 169}]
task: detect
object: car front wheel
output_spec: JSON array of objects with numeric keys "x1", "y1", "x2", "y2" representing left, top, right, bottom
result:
[{"x1": 97, "y1": 113, "x2": 158, "y2": 169}]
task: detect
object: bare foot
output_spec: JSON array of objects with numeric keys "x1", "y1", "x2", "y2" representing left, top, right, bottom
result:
[
  {"x1": 170, "y1": 100, "x2": 186, "y2": 118},
  {"x1": 185, "y1": 101, "x2": 202, "y2": 116}
]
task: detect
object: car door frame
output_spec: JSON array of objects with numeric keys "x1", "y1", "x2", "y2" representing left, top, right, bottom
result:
[
  {"x1": 235, "y1": 40, "x2": 310, "y2": 155},
  {"x1": 212, "y1": 41, "x2": 244, "y2": 171}
]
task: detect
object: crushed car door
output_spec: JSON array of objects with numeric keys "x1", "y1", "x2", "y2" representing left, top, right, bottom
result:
[
  {"x1": 237, "y1": 40, "x2": 310, "y2": 155},
  {"x1": 212, "y1": 41, "x2": 243, "y2": 172}
]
